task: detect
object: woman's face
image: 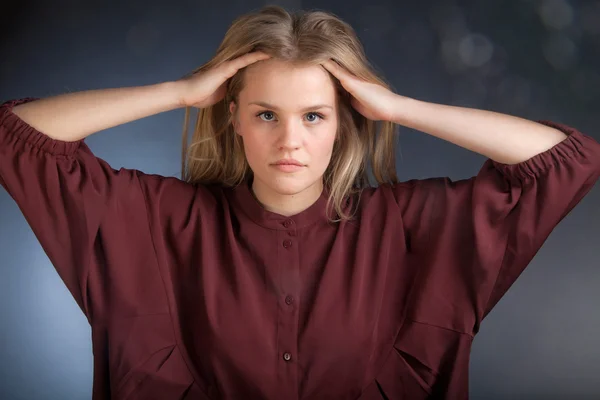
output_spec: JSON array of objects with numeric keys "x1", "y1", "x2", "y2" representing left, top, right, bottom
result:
[{"x1": 230, "y1": 59, "x2": 338, "y2": 200}]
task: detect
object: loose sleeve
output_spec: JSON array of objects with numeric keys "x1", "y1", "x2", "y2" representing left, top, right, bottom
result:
[
  {"x1": 394, "y1": 121, "x2": 600, "y2": 336},
  {"x1": 0, "y1": 97, "x2": 140, "y2": 321}
]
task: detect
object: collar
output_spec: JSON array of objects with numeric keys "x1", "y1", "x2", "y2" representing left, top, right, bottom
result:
[{"x1": 228, "y1": 179, "x2": 334, "y2": 230}]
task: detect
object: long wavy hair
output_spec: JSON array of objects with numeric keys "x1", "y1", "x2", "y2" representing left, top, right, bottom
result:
[{"x1": 180, "y1": 5, "x2": 399, "y2": 222}]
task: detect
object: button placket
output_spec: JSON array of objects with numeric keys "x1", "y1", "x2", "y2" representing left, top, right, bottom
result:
[
  {"x1": 282, "y1": 219, "x2": 296, "y2": 247},
  {"x1": 276, "y1": 219, "x2": 300, "y2": 396},
  {"x1": 282, "y1": 219, "x2": 296, "y2": 236}
]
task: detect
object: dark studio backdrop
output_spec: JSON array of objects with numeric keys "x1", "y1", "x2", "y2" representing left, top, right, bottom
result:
[{"x1": 0, "y1": 0, "x2": 599, "y2": 398}]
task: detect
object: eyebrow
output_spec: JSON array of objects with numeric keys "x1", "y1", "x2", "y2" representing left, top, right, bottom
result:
[{"x1": 248, "y1": 101, "x2": 333, "y2": 112}]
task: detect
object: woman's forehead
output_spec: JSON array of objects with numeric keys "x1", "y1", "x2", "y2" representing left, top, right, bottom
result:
[{"x1": 241, "y1": 59, "x2": 336, "y2": 105}]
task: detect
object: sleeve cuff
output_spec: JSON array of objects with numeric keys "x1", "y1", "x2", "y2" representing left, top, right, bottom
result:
[
  {"x1": 490, "y1": 120, "x2": 590, "y2": 183},
  {"x1": 0, "y1": 97, "x2": 83, "y2": 157}
]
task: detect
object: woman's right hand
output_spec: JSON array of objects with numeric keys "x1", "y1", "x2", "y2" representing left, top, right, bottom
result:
[{"x1": 176, "y1": 52, "x2": 271, "y2": 109}]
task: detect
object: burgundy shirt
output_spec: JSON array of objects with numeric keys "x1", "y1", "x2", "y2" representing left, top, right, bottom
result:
[{"x1": 1, "y1": 97, "x2": 599, "y2": 400}]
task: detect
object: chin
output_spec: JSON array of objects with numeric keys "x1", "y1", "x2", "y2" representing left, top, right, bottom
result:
[
  {"x1": 271, "y1": 182, "x2": 309, "y2": 196},
  {"x1": 264, "y1": 176, "x2": 314, "y2": 196}
]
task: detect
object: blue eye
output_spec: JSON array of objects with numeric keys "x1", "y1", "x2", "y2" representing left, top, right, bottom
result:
[
  {"x1": 306, "y1": 112, "x2": 322, "y2": 122},
  {"x1": 256, "y1": 111, "x2": 325, "y2": 123},
  {"x1": 257, "y1": 111, "x2": 275, "y2": 121}
]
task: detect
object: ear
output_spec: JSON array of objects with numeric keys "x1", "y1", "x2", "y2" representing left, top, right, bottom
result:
[{"x1": 229, "y1": 101, "x2": 240, "y2": 134}]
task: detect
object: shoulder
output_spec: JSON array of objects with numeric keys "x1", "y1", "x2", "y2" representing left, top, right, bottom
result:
[{"x1": 123, "y1": 171, "x2": 227, "y2": 221}]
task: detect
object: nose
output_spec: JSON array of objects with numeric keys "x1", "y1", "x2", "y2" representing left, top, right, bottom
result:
[{"x1": 276, "y1": 119, "x2": 302, "y2": 150}]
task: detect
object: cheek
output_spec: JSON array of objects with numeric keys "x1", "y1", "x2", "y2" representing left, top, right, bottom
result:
[
  {"x1": 309, "y1": 128, "x2": 337, "y2": 164},
  {"x1": 240, "y1": 130, "x2": 269, "y2": 164},
  {"x1": 316, "y1": 124, "x2": 337, "y2": 148}
]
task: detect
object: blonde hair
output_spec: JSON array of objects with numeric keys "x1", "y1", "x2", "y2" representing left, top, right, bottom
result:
[{"x1": 180, "y1": 5, "x2": 399, "y2": 222}]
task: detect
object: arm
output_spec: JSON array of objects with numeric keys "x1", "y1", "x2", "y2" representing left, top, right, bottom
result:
[
  {"x1": 11, "y1": 81, "x2": 184, "y2": 142},
  {"x1": 1, "y1": 51, "x2": 270, "y2": 321},
  {"x1": 10, "y1": 51, "x2": 271, "y2": 143},
  {"x1": 390, "y1": 96, "x2": 568, "y2": 165},
  {"x1": 319, "y1": 60, "x2": 568, "y2": 165}
]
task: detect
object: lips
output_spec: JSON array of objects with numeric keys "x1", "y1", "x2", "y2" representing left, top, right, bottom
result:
[{"x1": 273, "y1": 159, "x2": 304, "y2": 166}]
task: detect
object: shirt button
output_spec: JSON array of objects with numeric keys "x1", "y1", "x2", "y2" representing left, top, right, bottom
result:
[
  {"x1": 285, "y1": 295, "x2": 294, "y2": 305},
  {"x1": 283, "y1": 220, "x2": 292, "y2": 228},
  {"x1": 283, "y1": 352, "x2": 292, "y2": 361},
  {"x1": 283, "y1": 239, "x2": 292, "y2": 248}
]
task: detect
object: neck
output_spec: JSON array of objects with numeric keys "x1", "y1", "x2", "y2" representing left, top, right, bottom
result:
[{"x1": 250, "y1": 177, "x2": 323, "y2": 217}]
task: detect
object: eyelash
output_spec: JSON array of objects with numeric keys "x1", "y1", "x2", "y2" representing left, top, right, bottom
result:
[{"x1": 256, "y1": 111, "x2": 325, "y2": 123}]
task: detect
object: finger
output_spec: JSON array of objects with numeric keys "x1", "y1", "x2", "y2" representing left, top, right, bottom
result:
[
  {"x1": 321, "y1": 60, "x2": 362, "y2": 95},
  {"x1": 321, "y1": 59, "x2": 353, "y2": 84},
  {"x1": 223, "y1": 52, "x2": 271, "y2": 78},
  {"x1": 233, "y1": 51, "x2": 271, "y2": 68}
]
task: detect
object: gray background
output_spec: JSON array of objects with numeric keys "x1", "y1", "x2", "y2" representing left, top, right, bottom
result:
[{"x1": 1, "y1": 0, "x2": 599, "y2": 398}]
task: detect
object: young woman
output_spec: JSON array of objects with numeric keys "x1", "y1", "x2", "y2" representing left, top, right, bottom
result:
[{"x1": 1, "y1": 5, "x2": 599, "y2": 400}]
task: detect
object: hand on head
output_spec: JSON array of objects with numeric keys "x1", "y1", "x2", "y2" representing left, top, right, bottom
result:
[{"x1": 177, "y1": 52, "x2": 271, "y2": 109}]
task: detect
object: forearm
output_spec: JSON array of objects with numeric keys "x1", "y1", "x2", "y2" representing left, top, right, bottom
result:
[
  {"x1": 11, "y1": 81, "x2": 185, "y2": 142},
  {"x1": 391, "y1": 96, "x2": 568, "y2": 164}
]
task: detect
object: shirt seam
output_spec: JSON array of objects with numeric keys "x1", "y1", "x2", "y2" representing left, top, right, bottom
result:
[
  {"x1": 114, "y1": 343, "x2": 176, "y2": 396},
  {"x1": 135, "y1": 172, "x2": 206, "y2": 393},
  {"x1": 405, "y1": 317, "x2": 475, "y2": 338}
]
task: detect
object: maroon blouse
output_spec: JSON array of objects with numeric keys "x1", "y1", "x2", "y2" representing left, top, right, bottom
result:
[{"x1": 1, "y1": 97, "x2": 599, "y2": 399}]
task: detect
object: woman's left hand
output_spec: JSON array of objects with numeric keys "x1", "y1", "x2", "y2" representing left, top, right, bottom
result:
[{"x1": 320, "y1": 59, "x2": 399, "y2": 122}]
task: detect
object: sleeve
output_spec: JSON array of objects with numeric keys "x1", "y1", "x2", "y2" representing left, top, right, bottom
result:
[
  {"x1": 0, "y1": 97, "x2": 139, "y2": 321},
  {"x1": 394, "y1": 120, "x2": 600, "y2": 336}
]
